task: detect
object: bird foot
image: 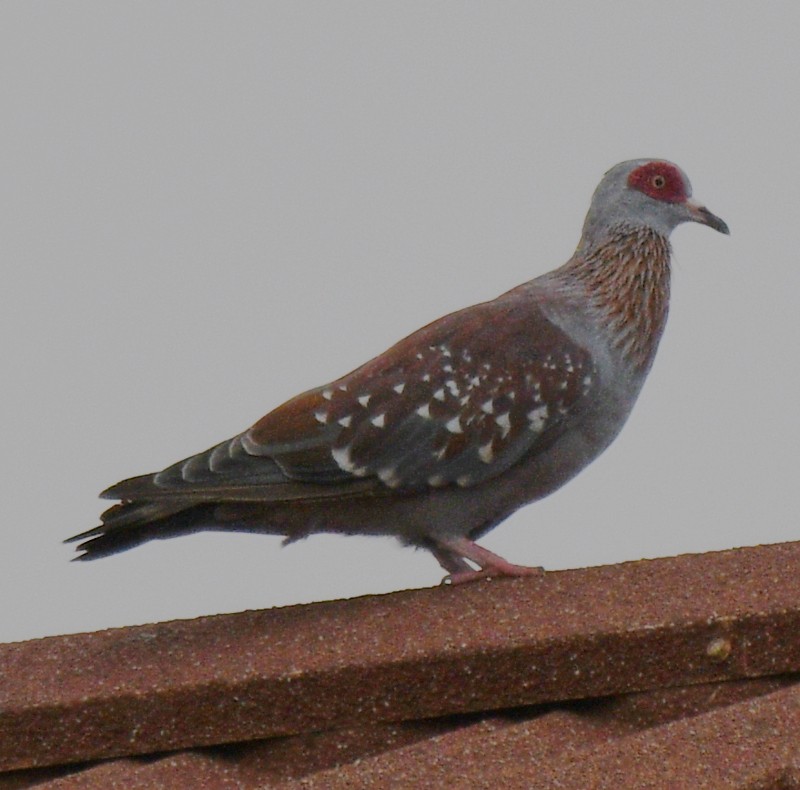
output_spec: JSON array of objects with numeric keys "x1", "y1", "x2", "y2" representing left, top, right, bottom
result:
[
  {"x1": 443, "y1": 562, "x2": 544, "y2": 586},
  {"x1": 434, "y1": 537, "x2": 544, "y2": 586}
]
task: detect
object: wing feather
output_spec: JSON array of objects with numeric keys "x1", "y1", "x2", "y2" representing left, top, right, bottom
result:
[{"x1": 141, "y1": 293, "x2": 598, "y2": 500}]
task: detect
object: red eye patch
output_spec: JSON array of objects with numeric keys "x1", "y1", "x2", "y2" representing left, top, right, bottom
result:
[{"x1": 627, "y1": 162, "x2": 688, "y2": 203}]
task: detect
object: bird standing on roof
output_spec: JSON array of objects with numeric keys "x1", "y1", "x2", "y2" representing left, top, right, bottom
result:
[{"x1": 69, "y1": 159, "x2": 729, "y2": 584}]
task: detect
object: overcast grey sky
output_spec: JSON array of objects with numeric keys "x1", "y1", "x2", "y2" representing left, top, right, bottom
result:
[{"x1": 3, "y1": 2, "x2": 798, "y2": 643}]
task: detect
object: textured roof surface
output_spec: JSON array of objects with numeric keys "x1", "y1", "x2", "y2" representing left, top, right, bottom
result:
[{"x1": 2, "y1": 540, "x2": 799, "y2": 788}]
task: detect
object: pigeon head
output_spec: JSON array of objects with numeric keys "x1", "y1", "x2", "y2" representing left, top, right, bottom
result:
[{"x1": 579, "y1": 159, "x2": 729, "y2": 252}]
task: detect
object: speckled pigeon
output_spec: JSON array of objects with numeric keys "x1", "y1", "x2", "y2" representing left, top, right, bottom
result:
[{"x1": 68, "y1": 159, "x2": 729, "y2": 583}]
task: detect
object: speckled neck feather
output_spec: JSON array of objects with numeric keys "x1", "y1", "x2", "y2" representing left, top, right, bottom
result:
[{"x1": 568, "y1": 224, "x2": 672, "y2": 372}]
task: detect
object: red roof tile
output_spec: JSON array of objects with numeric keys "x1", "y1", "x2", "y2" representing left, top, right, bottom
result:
[
  {"x1": 288, "y1": 678, "x2": 800, "y2": 788},
  {"x1": 1, "y1": 540, "x2": 799, "y2": 785},
  {"x1": 10, "y1": 677, "x2": 798, "y2": 788}
]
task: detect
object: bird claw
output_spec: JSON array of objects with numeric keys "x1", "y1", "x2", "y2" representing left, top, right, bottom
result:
[
  {"x1": 442, "y1": 563, "x2": 544, "y2": 586},
  {"x1": 434, "y1": 536, "x2": 544, "y2": 585}
]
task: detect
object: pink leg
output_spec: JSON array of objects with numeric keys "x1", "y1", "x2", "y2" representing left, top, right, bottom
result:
[
  {"x1": 436, "y1": 537, "x2": 544, "y2": 585},
  {"x1": 430, "y1": 545, "x2": 473, "y2": 575}
]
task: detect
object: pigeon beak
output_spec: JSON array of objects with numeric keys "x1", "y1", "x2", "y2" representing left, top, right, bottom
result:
[{"x1": 685, "y1": 199, "x2": 730, "y2": 235}]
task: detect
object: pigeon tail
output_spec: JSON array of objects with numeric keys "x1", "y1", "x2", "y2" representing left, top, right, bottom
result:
[{"x1": 67, "y1": 502, "x2": 216, "y2": 560}]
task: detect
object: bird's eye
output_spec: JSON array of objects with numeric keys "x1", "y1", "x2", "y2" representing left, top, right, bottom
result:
[{"x1": 652, "y1": 175, "x2": 666, "y2": 189}]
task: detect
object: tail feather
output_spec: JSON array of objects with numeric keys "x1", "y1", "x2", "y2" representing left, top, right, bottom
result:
[
  {"x1": 101, "y1": 499, "x2": 195, "y2": 530},
  {"x1": 67, "y1": 502, "x2": 216, "y2": 560}
]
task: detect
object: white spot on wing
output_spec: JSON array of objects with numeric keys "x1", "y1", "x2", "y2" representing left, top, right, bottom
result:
[
  {"x1": 528, "y1": 405, "x2": 549, "y2": 432},
  {"x1": 445, "y1": 415, "x2": 463, "y2": 434},
  {"x1": 481, "y1": 399, "x2": 494, "y2": 414},
  {"x1": 393, "y1": 382, "x2": 406, "y2": 394},
  {"x1": 416, "y1": 403, "x2": 432, "y2": 419},
  {"x1": 433, "y1": 388, "x2": 446, "y2": 401},
  {"x1": 322, "y1": 388, "x2": 334, "y2": 400},
  {"x1": 332, "y1": 445, "x2": 352, "y2": 469},
  {"x1": 478, "y1": 441, "x2": 494, "y2": 463},
  {"x1": 357, "y1": 394, "x2": 371, "y2": 407},
  {"x1": 378, "y1": 467, "x2": 401, "y2": 488},
  {"x1": 428, "y1": 474, "x2": 446, "y2": 487},
  {"x1": 331, "y1": 445, "x2": 368, "y2": 476},
  {"x1": 314, "y1": 410, "x2": 329, "y2": 424},
  {"x1": 495, "y1": 412, "x2": 511, "y2": 438},
  {"x1": 445, "y1": 380, "x2": 460, "y2": 396},
  {"x1": 456, "y1": 474, "x2": 472, "y2": 487},
  {"x1": 338, "y1": 415, "x2": 353, "y2": 427},
  {"x1": 371, "y1": 413, "x2": 386, "y2": 428}
]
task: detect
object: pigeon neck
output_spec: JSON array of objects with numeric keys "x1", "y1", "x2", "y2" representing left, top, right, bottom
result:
[{"x1": 566, "y1": 224, "x2": 672, "y2": 372}]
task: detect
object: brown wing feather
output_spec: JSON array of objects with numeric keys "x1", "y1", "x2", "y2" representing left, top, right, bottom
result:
[
  {"x1": 126, "y1": 291, "x2": 597, "y2": 501},
  {"x1": 241, "y1": 292, "x2": 598, "y2": 493}
]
